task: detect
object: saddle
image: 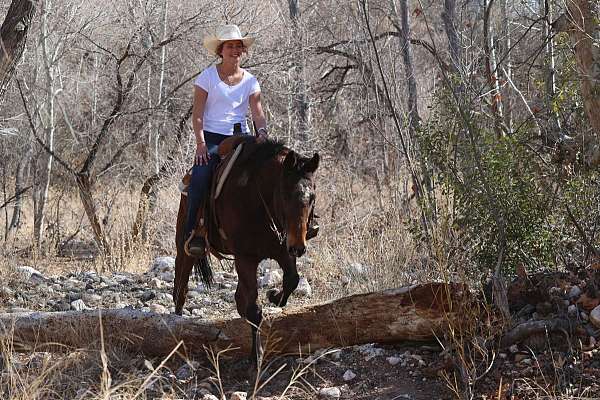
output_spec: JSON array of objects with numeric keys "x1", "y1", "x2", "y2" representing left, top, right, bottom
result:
[{"x1": 180, "y1": 135, "x2": 254, "y2": 258}]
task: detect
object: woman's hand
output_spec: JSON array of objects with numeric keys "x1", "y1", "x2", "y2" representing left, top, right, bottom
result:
[{"x1": 195, "y1": 142, "x2": 210, "y2": 165}]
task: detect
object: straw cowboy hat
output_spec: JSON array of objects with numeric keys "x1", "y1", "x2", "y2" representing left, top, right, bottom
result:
[{"x1": 203, "y1": 25, "x2": 255, "y2": 56}]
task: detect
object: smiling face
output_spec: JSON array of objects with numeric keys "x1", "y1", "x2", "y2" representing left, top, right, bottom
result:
[{"x1": 218, "y1": 40, "x2": 246, "y2": 61}]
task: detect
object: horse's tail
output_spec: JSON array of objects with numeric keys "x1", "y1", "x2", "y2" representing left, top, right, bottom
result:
[{"x1": 193, "y1": 255, "x2": 214, "y2": 289}]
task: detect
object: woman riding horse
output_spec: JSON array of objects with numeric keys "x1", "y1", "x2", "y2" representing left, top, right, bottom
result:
[
  {"x1": 185, "y1": 24, "x2": 268, "y2": 257},
  {"x1": 176, "y1": 24, "x2": 320, "y2": 362}
]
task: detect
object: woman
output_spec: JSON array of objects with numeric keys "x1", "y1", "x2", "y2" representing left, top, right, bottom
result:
[{"x1": 185, "y1": 24, "x2": 268, "y2": 256}]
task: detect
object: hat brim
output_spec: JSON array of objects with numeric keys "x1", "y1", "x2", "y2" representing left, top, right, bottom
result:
[{"x1": 203, "y1": 37, "x2": 255, "y2": 56}]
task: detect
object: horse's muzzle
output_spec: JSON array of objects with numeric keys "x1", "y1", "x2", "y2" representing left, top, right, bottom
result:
[{"x1": 288, "y1": 245, "x2": 306, "y2": 258}]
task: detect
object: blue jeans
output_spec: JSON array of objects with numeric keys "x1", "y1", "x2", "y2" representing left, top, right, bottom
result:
[{"x1": 185, "y1": 131, "x2": 230, "y2": 237}]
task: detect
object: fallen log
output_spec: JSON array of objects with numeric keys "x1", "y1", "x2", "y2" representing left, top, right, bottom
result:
[{"x1": 0, "y1": 283, "x2": 467, "y2": 358}]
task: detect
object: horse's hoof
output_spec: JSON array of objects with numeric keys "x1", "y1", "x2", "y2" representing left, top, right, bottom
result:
[{"x1": 267, "y1": 289, "x2": 281, "y2": 306}]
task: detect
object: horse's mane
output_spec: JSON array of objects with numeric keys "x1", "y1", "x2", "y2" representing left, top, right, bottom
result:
[{"x1": 236, "y1": 138, "x2": 287, "y2": 173}]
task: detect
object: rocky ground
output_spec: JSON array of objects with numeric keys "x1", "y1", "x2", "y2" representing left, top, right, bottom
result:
[{"x1": 1, "y1": 256, "x2": 600, "y2": 399}]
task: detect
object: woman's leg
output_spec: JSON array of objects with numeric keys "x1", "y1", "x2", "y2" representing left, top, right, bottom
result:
[{"x1": 184, "y1": 133, "x2": 227, "y2": 254}]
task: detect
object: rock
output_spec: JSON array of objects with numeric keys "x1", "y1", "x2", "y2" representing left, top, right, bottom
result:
[
  {"x1": 590, "y1": 305, "x2": 600, "y2": 328},
  {"x1": 148, "y1": 278, "x2": 164, "y2": 289},
  {"x1": 16, "y1": 266, "x2": 45, "y2": 283},
  {"x1": 202, "y1": 395, "x2": 219, "y2": 400},
  {"x1": 258, "y1": 270, "x2": 282, "y2": 288},
  {"x1": 159, "y1": 272, "x2": 175, "y2": 282},
  {"x1": 140, "y1": 290, "x2": 156, "y2": 302},
  {"x1": 70, "y1": 299, "x2": 89, "y2": 311},
  {"x1": 230, "y1": 392, "x2": 247, "y2": 400},
  {"x1": 509, "y1": 345, "x2": 519, "y2": 353},
  {"x1": 342, "y1": 369, "x2": 356, "y2": 381},
  {"x1": 52, "y1": 301, "x2": 71, "y2": 312},
  {"x1": 192, "y1": 308, "x2": 204, "y2": 317},
  {"x1": 158, "y1": 293, "x2": 173, "y2": 303},
  {"x1": 569, "y1": 285, "x2": 582, "y2": 299},
  {"x1": 568, "y1": 304, "x2": 578, "y2": 317},
  {"x1": 82, "y1": 294, "x2": 103, "y2": 304},
  {"x1": 149, "y1": 304, "x2": 167, "y2": 314},
  {"x1": 188, "y1": 290, "x2": 202, "y2": 299},
  {"x1": 357, "y1": 343, "x2": 384, "y2": 360},
  {"x1": 150, "y1": 256, "x2": 175, "y2": 274},
  {"x1": 296, "y1": 277, "x2": 312, "y2": 297},
  {"x1": 514, "y1": 354, "x2": 529, "y2": 363},
  {"x1": 0, "y1": 286, "x2": 14, "y2": 298},
  {"x1": 386, "y1": 356, "x2": 402, "y2": 366},
  {"x1": 318, "y1": 387, "x2": 341, "y2": 399},
  {"x1": 175, "y1": 361, "x2": 199, "y2": 380}
]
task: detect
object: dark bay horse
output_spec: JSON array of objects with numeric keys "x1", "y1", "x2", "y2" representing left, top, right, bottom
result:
[{"x1": 173, "y1": 136, "x2": 319, "y2": 360}]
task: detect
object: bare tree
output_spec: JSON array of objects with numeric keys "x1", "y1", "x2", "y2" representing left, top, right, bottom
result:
[
  {"x1": 0, "y1": 0, "x2": 35, "y2": 99},
  {"x1": 288, "y1": 0, "x2": 311, "y2": 142}
]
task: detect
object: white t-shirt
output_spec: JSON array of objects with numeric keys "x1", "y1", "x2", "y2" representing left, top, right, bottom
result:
[{"x1": 194, "y1": 66, "x2": 261, "y2": 135}]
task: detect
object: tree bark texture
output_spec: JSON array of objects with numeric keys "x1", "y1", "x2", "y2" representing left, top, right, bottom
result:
[
  {"x1": 566, "y1": 0, "x2": 600, "y2": 164},
  {"x1": 0, "y1": 0, "x2": 35, "y2": 98},
  {"x1": 0, "y1": 283, "x2": 466, "y2": 358},
  {"x1": 288, "y1": 0, "x2": 310, "y2": 141}
]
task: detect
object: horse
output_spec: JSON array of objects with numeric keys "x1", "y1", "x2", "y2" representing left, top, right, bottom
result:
[{"x1": 173, "y1": 136, "x2": 319, "y2": 361}]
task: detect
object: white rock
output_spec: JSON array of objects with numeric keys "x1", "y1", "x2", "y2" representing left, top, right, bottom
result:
[
  {"x1": 509, "y1": 344, "x2": 519, "y2": 353},
  {"x1": 202, "y1": 395, "x2": 219, "y2": 400},
  {"x1": 158, "y1": 293, "x2": 173, "y2": 302},
  {"x1": 569, "y1": 285, "x2": 582, "y2": 299},
  {"x1": 160, "y1": 271, "x2": 175, "y2": 282},
  {"x1": 192, "y1": 308, "x2": 204, "y2": 317},
  {"x1": 149, "y1": 304, "x2": 168, "y2": 314},
  {"x1": 342, "y1": 369, "x2": 356, "y2": 381},
  {"x1": 387, "y1": 356, "x2": 402, "y2": 366},
  {"x1": 149, "y1": 256, "x2": 175, "y2": 274},
  {"x1": 188, "y1": 290, "x2": 202, "y2": 298},
  {"x1": 258, "y1": 270, "x2": 282, "y2": 288},
  {"x1": 318, "y1": 387, "x2": 341, "y2": 399},
  {"x1": 357, "y1": 343, "x2": 384, "y2": 360},
  {"x1": 16, "y1": 266, "x2": 45, "y2": 283},
  {"x1": 230, "y1": 392, "x2": 247, "y2": 400},
  {"x1": 296, "y1": 277, "x2": 312, "y2": 297},
  {"x1": 70, "y1": 299, "x2": 89, "y2": 311},
  {"x1": 590, "y1": 305, "x2": 600, "y2": 328},
  {"x1": 148, "y1": 277, "x2": 164, "y2": 289}
]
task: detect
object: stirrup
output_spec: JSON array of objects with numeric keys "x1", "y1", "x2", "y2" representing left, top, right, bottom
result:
[{"x1": 184, "y1": 232, "x2": 206, "y2": 257}]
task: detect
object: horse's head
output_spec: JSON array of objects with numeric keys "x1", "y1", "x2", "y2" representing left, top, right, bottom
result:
[{"x1": 280, "y1": 151, "x2": 320, "y2": 257}]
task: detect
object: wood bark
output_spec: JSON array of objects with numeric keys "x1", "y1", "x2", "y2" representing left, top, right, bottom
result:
[
  {"x1": 566, "y1": 0, "x2": 600, "y2": 165},
  {"x1": 0, "y1": 0, "x2": 36, "y2": 98},
  {"x1": 0, "y1": 283, "x2": 466, "y2": 358}
]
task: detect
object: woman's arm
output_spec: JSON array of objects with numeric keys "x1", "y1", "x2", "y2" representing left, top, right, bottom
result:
[
  {"x1": 249, "y1": 91, "x2": 268, "y2": 141},
  {"x1": 192, "y1": 86, "x2": 209, "y2": 165}
]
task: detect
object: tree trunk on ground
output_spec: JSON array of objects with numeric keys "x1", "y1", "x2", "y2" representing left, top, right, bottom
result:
[
  {"x1": 0, "y1": 0, "x2": 36, "y2": 99},
  {"x1": 0, "y1": 283, "x2": 467, "y2": 358}
]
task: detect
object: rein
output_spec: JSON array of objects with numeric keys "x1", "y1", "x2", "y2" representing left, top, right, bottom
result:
[{"x1": 256, "y1": 182, "x2": 286, "y2": 245}]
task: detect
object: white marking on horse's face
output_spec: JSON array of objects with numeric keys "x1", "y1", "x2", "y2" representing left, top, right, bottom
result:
[{"x1": 298, "y1": 182, "x2": 312, "y2": 204}]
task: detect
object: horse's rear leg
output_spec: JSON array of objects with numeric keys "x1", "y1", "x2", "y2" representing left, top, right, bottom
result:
[
  {"x1": 267, "y1": 253, "x2": 299, "y2": 307},
  {"x1": 234, "y1": 257, "x2": 263, "y2": 363},
  {"x1": 173, "y1": 253, "x2": 194, "y2": 315}
]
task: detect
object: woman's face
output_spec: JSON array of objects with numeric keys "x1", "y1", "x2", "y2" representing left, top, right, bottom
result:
[{"x1": 219, "y1": 40, "x2": 246, "y2": 61}]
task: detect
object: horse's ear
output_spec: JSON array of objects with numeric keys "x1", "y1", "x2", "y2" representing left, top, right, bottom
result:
[
  {"x1": 302, "y1": 153, "x2": 320, "y2": 174},
  {"x1": 283, "y1": 151, "x2": 299, "y2": 171}
]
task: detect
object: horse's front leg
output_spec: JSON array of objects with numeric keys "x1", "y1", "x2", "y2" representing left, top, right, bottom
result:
[
  {"x1": 234, "y1": 256, "x2": 263, "y2": 363},
  {"x1": 267, "y1": 252, "x2": 299, "y2": 307},
  {"x1": 173, "y1": 253, "x2": 194, "y2": 315}
]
